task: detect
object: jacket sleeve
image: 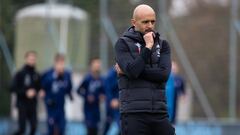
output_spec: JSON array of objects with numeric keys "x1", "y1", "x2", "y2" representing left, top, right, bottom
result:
[
  {"x1": 77, "y1": 77, "x2": 87, "y2": 97},
  {"x1": 67, "y1": 72, "x2": 73, "y2": 100},
  {"x1": 178, "y1": 76, "x2": 186, "y2": 95},
  {"x1": 40, "y1": 72, "x2": 48, "y2": 91},
  {"x1": 115, "y1": 38, "x2": 151, "y2": 79},
  {"x1": 10, "y1": 71, "x2": 26, "y2": 97},
  {"x1": 99, "y1": 79, "x2": 106, "y2": 95},
  {"x1": 36, "y1": 73, "x2": 42, "y2": 92},
  {"x1": 140, "y1": 40, "x2": 172, "y2": 83},
  {"x1": 104, "y1": 72, "x2": 114, "y2": 101}
]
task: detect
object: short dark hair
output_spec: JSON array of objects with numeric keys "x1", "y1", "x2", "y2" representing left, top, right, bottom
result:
[
  {"x1": 54, "y1": 53, "x2": 65, "y2": 62},
  {"x1": 25, "y1": 51, "x2": 37, "y2": 58},
  {"x1": 90, "y1": 57, "x2": 100, "y2": 64}
]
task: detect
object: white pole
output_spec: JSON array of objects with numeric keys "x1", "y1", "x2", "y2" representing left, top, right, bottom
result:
[
  {"x1": 59, "y1": 17, "x2": 69, "y2": 54},
  {"x1": 229, "y1": 0, "x2": 238, "y2": 120}
]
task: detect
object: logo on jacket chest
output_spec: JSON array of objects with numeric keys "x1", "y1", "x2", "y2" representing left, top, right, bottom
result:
[
  {"x1": 156, "y1": 44, "x2": 161, "y2": 57},
  {"x1": 24, "y1": 74, "x2": 38, "y2": 87},
  {"x1": 89, "y1": 80, "x2": 101, "y2": 94},
  {"x1": 52, "y1": 80, "x2": 67, "y2": 93},
  {"x1": 24, "y1": 74, "x2": 31, "y2": 87},
  {"x1": 135, "y1": 43, "x2": 142, "y2": 54}
]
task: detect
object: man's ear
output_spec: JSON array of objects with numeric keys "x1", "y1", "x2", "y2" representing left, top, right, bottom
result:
[{"x1": 131, "y1": 19, "x2": 136, "y2": 27}]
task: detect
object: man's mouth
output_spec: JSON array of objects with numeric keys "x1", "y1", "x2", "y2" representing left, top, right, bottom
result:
[{"x1": 145, "y1": 29, "x2": 153, "y2": 33}]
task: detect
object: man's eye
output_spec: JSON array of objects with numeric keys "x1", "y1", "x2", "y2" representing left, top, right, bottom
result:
[
  {"x1": 142, "y1": 20, "x2": 155, "y2": 24},
  {"x1": 143, "y1": 21, "x2": 149, "y2": 24},
  {"x1": 151, "y1": 21, "x2": 155, "y2": 24}
]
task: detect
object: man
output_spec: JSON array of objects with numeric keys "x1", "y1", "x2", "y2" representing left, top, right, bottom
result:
[
  {"x1": 166, "y1": 61, "x2": 185, "y2": 124},
  {"x1": 41, "y1": 53, "x2": 73, "y2": 135},
  {"x1": 11, "y1": 51, "x2": 41, "y2": 135},
  {"x1": 77, "y1": 58, "x2": 105, "y2": 135},
  {"x1": 114, "y1": 4, "x2": 175, "y2": 135},
  {"x1": 103, "y1": 67, "x2": 120, "y2": 135}
]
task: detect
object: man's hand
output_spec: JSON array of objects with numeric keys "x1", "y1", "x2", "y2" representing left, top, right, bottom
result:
[
  {"x1": 144, "y1": 32, "x2": 154, "y2": 49},
  {"x1": 69, "y1": 93, "x2": 74, "y2": 101},
  {"x1": 115, "y1": 63, "x2": 124, "y2": 75},
  {"x1": 99, "y1": 94, "x2": 106, "y2": 103},
  {"x1": 180, "y1": 95, "x2": 187, "y2": 103},
  {"x1": 110, "y1": 99, "x2": 119, "y2": 109},
  {"x1": 87, "y1": 95, "x2": 95, "y2": 103},
  {"x1": 38, "y1": 89, "x2": 45, "y2": 98},
  {"x1": 26, "y1": 88, "x2": 36, "y2": 99}
]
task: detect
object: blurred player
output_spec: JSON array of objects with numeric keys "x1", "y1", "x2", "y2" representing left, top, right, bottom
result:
[
  {"x1": 41, "y1": 53, "x2": 73, "y2": 135},
  {"x1": 103, "y1": 67, "x2": 120, "y2": 135},
  {"x1": 77, "y1": 58, "x2": 105, "y2": 135},
  {"x1": 11, "y1": 51, "x2": 41, "y2": 135},
  {"x1": 166, "y1": 61, "x2": 185, "y2": 124}
]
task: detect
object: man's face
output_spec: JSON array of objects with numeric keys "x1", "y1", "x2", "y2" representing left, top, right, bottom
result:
[
  {"x1": 90, "y1": 59, "x2": 101, "y2": 77},
  {"x1": 55, "y1": 59, "x2": 65, "y2": 74},
  {"x1": 132, "y1": 12, "x2": 156, "y2": 34},
  {"x1": 172, "y1": 62, "x2": 179, "y2": 74},
  {"x1": 25, "y1": 53, "x2": 36, "y2": 66}
]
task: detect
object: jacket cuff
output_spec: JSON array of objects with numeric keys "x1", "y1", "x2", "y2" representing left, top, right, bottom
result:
[{"x1": 140, "y1": 47, "x2": 151, "y2": 63}]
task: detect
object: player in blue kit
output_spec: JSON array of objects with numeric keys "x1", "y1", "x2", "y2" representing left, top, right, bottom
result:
[
  {"x1": 103, "y1": 67, "x2": 120, "y2": 135},
  {"x1": 41, "y1": 53, "x2": 73, "y2": 135},
  {"x1": 77, "y1": 58, "x2": 105, "y2": 135},
  {"x1": 166, "y1": 61, "x2": 185, "y2": 124}
]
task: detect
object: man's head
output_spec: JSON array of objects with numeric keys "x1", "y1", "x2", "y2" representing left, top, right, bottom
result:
[
  {"x1": 172, "y1": 61, "x2": 179, "y2": 74},
  {"x1": 54, "y1": 53, "x2": 65, "y2": 74},
  {"x1": 131, "y1": 4, "x2": 156, "y2": 34},
  {"x1": 25, "y1": 51, "x2": 37, "y2": 67},
  {"x1": 90, "y1": 58, "x2": 101, "y2": 78}
]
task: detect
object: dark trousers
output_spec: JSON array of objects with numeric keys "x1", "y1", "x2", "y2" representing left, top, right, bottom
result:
[
  {"x1": 120, "y1": 113, "x2": 175, "y2": 135},
  {"x1": 103, "y1": 118, "x2": 111, "y2": 135},
  {"x1": 14, "y1": 106, "x2": 37, "y2": 135},
  {"x1": 87, "y1": 127, "x2": 98, "y2": 135},
  {"x1": 103, "y1": 116, "x2": 120, "y2": 135},
  {"x1": 47, "y1": 109, "x2": 66, "y2": 135}
]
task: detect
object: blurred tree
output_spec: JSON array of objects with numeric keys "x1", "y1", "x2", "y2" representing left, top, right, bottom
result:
[
  {"x1": 0, "y1": 0, "x2": 44, "y2": 117},
  {"x1": 0, "y1": 0, "x2": 14, "y2": 117},
  {"x1": 72, "y1": 0, "x2": 100, "y2": 60},
  {"x1": 171, "y1": 1, "x2": 238, "y2": 118}
]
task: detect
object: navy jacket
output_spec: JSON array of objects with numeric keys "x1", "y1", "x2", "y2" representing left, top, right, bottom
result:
[
  {"x1": 104, "y1": 68, "x2": 119, "y2": 119},
  {"x1": 115, "y1": 26, "x2": 171, "y2": 115},
  {"x1": 41, "y1": 68, "x2": 72, "y2": 113},
  {"x1": 11, "y1": 65, "x2": 41, "y2": 108},
  {"x1": 77, "y1": 73, "x2": 105, "y2": 126}
]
